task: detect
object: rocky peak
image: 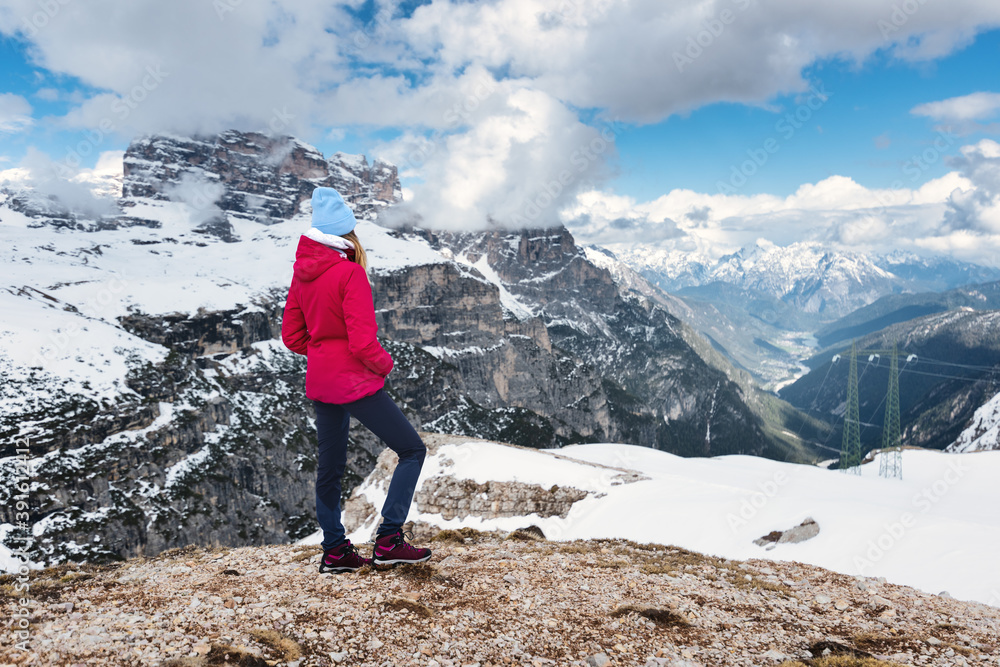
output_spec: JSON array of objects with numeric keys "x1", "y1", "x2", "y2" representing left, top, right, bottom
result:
[{"x1": 122, "y1": 130, "x2": 401, "y2": 227}]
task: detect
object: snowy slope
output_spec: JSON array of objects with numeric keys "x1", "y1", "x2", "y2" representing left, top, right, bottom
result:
[
  {"x1": 0, "y1": 195, "x2": 447, "y2": 419},
  {"x1": 949, "y1": 390, "x2": 1000, "y2": 453},
  {"x1": 342, "y1": 442, "x2": 1000, "y2": 606}
]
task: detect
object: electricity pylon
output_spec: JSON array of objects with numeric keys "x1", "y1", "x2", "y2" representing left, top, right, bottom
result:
[
  {"x1": 879, "y1": 343, "x2": 903, "y2": 480},
  {"x1": 840, "y1": 341, "x2": 862, "y2": 474}
]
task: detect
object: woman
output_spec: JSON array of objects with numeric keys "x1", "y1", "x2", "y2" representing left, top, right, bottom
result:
[{"x1": 281, "y1": 186, "x2": 431, "y2": 573}]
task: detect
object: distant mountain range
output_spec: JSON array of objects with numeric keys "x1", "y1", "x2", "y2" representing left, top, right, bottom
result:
[
  {"x1": 816, "y1": 280, "x2": 1000, "y2": 348},
  {"x1": 609, "y1": 239, "x2": 1000, "y2": 320},
  {"x1": 600, "y1": 241, "x2": 1000, "y2": 389}
]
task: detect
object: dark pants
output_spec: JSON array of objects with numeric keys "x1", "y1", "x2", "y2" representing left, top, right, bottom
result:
[{"x1": 313, "y1": 389, "x2": 426, "y2": 550}]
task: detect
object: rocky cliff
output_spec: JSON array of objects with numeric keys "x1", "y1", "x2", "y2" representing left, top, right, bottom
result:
[
  {"x1": 122, "y1": 131, "x2": 400, "y2": 227},
  {"x1": 0, "y1": 130, "x2": 816, "y2": 568}
]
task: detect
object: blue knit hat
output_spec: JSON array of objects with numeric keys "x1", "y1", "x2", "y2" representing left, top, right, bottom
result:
[{"x1": 311, "y1": 187, "x2": 357, "y2": 236}]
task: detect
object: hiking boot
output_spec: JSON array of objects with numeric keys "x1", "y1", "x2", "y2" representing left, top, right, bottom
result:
[
  {"x1": 319, "y1": 540, "x2": 371, "y2": 573},
  {"x1": 372, "y1": 529, "x2": 432, "y2": 566}
]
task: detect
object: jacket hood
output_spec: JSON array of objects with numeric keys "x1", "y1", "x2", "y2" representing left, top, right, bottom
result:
[{"x1": 293, "y1": 235, "x2": 348, "y2": 282}]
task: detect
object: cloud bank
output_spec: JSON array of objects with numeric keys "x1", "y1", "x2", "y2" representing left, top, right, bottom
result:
[
  {"x1": 562, "y1": 140, "x2": 1000, "y2": 266},
  {"x1": 2, "y1": 0, "x2": 1000, "y2": 236}
]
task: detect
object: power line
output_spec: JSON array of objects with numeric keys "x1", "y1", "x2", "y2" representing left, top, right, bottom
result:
[
  {"x1": 899, "y1": 367, "x2": 998, "y2": 383},
  {"x1": 907, "y1": 356, "x2": 1000, "y2": 373}
]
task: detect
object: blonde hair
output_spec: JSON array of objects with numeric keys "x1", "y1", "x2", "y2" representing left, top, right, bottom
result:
[{"x1": 341, "y1": 230, "x2": 368, "y2": 273}]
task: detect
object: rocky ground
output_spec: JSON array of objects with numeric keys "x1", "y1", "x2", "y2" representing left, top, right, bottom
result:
[{"x1": 1, "y1": 531, "x2": 997, "y2": 667}]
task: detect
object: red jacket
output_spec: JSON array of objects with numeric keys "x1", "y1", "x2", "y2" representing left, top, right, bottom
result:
[{"x1": 281, "y1": 235, "x2": 394, "y2": 404}]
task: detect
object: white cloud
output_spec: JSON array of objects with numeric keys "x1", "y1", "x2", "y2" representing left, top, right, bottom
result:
[
  {"x1": 0, "y1": 93, "x2": 33, "y2": 133},
  {"x1": 398, "y1": 0, "x2": 1000, "y2": 123},
  {"x1": 2, "y1": 0, "x2": 1000, "y2": 229},
  {"x1": 562, "y1": 159, "x2": 1000, "y2": 266},
  {"x1": 34, "y1": 87, "x2": 59, "y2": 102},
  {"x1": 912, "y1": 91, "x2": 1000, "y2": 122},
  {"x1": 942, "y1": 139, "x2": 1000, "y2": 235},
  {"x1": 14, "y1": 147, "x2": 119, "y2": 217},
  {"x1": 379, "y1": 84, "x2": 614, "y2": 229}
]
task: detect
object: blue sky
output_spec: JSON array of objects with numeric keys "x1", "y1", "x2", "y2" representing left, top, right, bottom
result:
[
  {"x1": 2, "y1": 0, "x2": 1000, "y2": 262},
  {"x1": 608, "y1": 29, "x2": 1000, "y2": 199},
  {"x1": 2, "y1": 25, "x2": 998, "y2": 199}
]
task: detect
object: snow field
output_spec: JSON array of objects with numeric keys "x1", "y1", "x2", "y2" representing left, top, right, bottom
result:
[{"x1": 341, "y1": 442, "x2": 1000, "y2": 606}]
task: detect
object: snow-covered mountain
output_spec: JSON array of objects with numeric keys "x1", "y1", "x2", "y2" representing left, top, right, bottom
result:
[
  {"x1": 949, "y1": 389, "x2": 1000, "y2": 453},
  {"x1": 609, "y1": 239, "x2": 1000, "y2": 320},
  {"x1": 0, "y1": 130, "x2": 819, "y2": 567}
]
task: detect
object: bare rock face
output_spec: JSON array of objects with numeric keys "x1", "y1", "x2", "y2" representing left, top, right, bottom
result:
[
  {"x1": 373, "y1": 262, "x2": 614, "y2": 445},
  {"x1": 416, "y1": 478, "x2": 588, "y2": 521},
  {"x1": 754, "y1": 517, "x2": 820, "y2": 548},
  {"x1": 341, "y1": 432, "x2": 643, "y2": 539},
  {"x1": 121, "y1": 131, "x2": 401, "y2": 228},
  {"x1": 406, "y1": 226, "x2": 774, "y2": 458}
]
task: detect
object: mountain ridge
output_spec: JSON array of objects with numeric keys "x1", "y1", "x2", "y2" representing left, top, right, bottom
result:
[
  {"x1": 0, "y1": 129, "x2": 818, "y2": 567},
  {"x1": 608, "y1": 240, "x2": 1000, "y2": 320}
]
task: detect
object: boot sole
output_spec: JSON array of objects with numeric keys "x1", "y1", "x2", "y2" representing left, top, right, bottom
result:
[{"x1": 372, "y1": 554, "x2": 432, "y2": 566}]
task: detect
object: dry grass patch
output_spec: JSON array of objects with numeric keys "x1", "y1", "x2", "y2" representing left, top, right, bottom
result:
[
  {"x1": 248, "y1": 629, "x2": 302, "y2": 662},
  {"x1": 553, "y1": 542, "x2": 591, "y2": 554},
  {"x1": 505, "y1": 526, "x2": 546, "y2": 541},
  {"x1": 384, "y1": 596, "x2": 434, "y2": 617},
  {"x1": 934, "y1": 622, "x2": 962, "y2": 632},
  {"x1": 946, "y1": 642, "x2": 976, "y2": 656},
  {"x1": 161, "y1": 643, "x2": 268, "y2": 667},
  {"x1": 432, "y1": 527, "x2": 490, "y2": 544},
  {"x1": 390, "y1": 563, "x2": 438, "y2": 581},
  {"x1": 779, "y1": 659, "x2": 907, "y2": 667},
  {"x1": 1, "y1": 563, "x2": 118, "y2": 601},
  {"x1": 610, "y1": 603, "x2": 689, "y2": 627},
  {"x1": 153, "y1": 545, "x2": 203, "y2": 561},
  {"x1": 290, "y1": 549, "x2": 316, "y2": 562},
  {"x1": 733, "y1": 576, "x2": 792, "y2": 597}
]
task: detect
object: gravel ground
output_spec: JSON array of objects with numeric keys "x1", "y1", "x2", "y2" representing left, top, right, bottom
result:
[{"x1": 1, "y1": 531, "x2": 998, "y2": 666}]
